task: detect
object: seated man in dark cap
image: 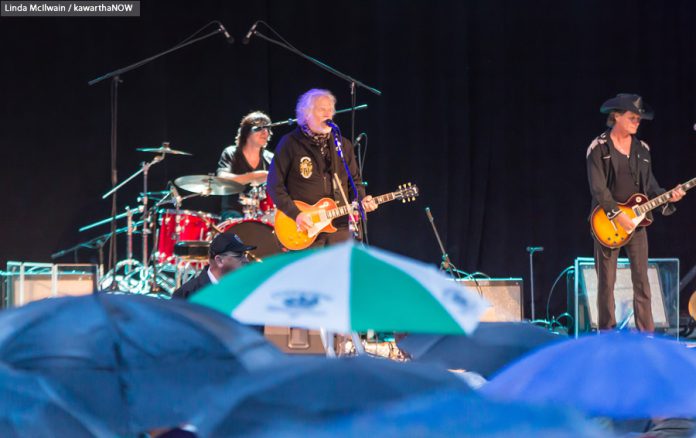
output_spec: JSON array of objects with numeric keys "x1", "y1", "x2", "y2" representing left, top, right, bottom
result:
[
  {"x1": 172, "y1": 231, "x2": 256, "y2": 299},
  {"x1": 587, "y1": 93, "x2": 685, "y2": 332}
]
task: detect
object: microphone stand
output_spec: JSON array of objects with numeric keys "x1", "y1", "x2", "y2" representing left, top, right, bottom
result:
[
  {"x1": 328, "y1": 124, "x2": 365, "y2": 236},
  {"x1": 248, "y1": 24, "x2": 381, "y2": 242},
  {"x1": 526, "y1": 246, "x2": 544, "y2": 321},
  {"x1": 425, "y1": 207, "x2": 462, "y2": 280},
  {"x1": 257, "y1": 104, "x2": 368, "y2": 130},
  {"x1": 88, "y1": 23, "x2": 230, "y2": 276}
]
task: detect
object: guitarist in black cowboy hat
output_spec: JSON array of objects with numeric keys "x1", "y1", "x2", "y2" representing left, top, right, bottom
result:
[{"x1": 586, "y1": 93, "x2": 685, "y2": 332}]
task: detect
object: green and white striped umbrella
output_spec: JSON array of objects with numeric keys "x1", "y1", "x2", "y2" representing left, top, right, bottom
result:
[{"x1": 191, "y1": 241, "x2": 489, "y2": 335}]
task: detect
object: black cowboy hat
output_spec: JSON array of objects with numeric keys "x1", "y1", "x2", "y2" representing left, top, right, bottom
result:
[{"x1": 600, "y1": 93, "x2": 654, "y2": 120}]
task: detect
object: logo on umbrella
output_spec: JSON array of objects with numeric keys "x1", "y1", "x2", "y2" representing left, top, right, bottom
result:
[
  {"x1": 443, "y1": 288, "x2": 474, "y2": 313},
  {"x1": 268, "y1": 291, "x2": 331, "y2": 315}
]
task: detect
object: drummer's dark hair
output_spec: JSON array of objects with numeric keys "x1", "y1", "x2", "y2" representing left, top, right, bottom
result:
[{"x1": 235, "y1": 111, "x2": 272, "y2": 150}]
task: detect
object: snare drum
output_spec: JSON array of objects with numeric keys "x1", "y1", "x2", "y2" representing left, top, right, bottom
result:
[
  {"x1": 217, "y1": 218, "x2": 284, "y2": 261},
  {"x1": 156, "y1": 209, "x2": 219, "y2": 262}
]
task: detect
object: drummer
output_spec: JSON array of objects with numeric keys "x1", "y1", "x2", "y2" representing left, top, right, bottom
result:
[{"x1": 216, "y1": 111, "x2": 275, "y2": 220}]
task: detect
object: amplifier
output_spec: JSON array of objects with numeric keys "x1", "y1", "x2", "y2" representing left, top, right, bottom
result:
[
  {"x1": 3, "y1": 262, "x2": 98, "y2": 308},
  {"x1": 455, "y1": 278, "x2": 524, "y2": 322},
  {"x1": 570, "y1": 257, "x2": 679, "y2": 335}
]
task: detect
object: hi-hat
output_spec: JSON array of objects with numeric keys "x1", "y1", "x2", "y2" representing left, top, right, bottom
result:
[
  {"x1": 174, "y1": 175, "x2": 245, "y2": 196},
  {"x1": 137, "y1": 142, "x2": 192, "y2": 156}
]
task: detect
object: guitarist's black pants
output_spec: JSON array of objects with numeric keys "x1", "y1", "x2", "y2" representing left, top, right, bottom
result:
[{"x1": 594, "y1": 227, "x2": 654, "y2": 332}]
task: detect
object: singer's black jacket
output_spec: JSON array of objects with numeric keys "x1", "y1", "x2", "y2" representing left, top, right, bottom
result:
[{"x1": 267, "y1": 127, "x2": 365, "y2": 226}]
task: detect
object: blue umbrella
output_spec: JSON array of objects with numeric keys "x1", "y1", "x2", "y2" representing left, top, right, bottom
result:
[
  {"x1": 0, "y1": 293, "x2": 281, "y2": 435},
  {"x1": 483, "y1": 331, "x2": 696, "y2": 419},
  {"x1": 240, "y1": 389, "x2": 607, "y2": 438},
  {"x1": 0, "y1": 362, "x2": 112, "y2": 437},
  {"x1": 398, "y1": 322, "x2": 564, "y2": 377},
  {"x1": 192, "y1": 356, "x2": 473, "y2": 437}
]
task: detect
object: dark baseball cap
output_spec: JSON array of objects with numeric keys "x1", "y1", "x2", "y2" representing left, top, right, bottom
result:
[{"x1": 209, "y1": 231, "x2": 256, "y2": 257}]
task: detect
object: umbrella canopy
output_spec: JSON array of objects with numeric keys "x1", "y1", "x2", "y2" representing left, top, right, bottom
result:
[
  {"x1": 191, "y1": 241, "x2": 488, "y2": 334},
  {"x1": 0, "y1": 363, "x2": 112, "y2": 437},
  {"x1": 398, "y1": 322, "x2": 564, "y2": 377},
  {"x1": 482, "y1": 331, "x2": 696, "y2": 419},
  {"x1": 192, "y1": 356, "x2": 473, "y2": 437},
  {"x1": 0, "y1": 293, "x2": 281, "y2": 435},
  {"x1": 236, "y1": 389, "x2": 608, "y2": 438}
]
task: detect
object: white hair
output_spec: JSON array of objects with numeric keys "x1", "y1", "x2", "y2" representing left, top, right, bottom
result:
[{"x1": 295, "y1": 89, "x2": 336, "y2": 126}]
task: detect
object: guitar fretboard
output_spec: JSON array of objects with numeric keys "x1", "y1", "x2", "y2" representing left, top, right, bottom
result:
[
  {"x1": 327, "y1": 191, "x2": 408, "y2": 219},
  {"x1": 635, "y1": 177, "x2": 696, "y2": 215}
]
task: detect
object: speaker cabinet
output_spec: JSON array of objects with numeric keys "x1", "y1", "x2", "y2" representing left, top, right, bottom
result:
[
  {"x1": 264, "y1": 326, "x2": 329, "y2": 355},
  {"x1": 570, "y1": 257, "x2": 679, "y2": 335},
  {"x1": 455, "y1": 278, "x2": 524, "y2": 322},
  {"x1": 4, "y1": 262, "x2": 98, "y2": 307}
]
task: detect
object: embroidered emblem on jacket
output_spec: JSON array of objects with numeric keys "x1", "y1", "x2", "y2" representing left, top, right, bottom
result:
[{"x1": 299, "y1": 156, "x2": 313, "y2": 179}]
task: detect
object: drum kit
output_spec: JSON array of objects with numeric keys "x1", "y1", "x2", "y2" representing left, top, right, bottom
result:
[{"x1": 69, "y1": 142, "x2": 284, "y2": 296}]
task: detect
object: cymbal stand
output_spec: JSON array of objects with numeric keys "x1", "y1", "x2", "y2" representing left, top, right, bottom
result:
[
  {"x1": 125, "y1": 206, "x2": 134, "y2": 274},
  {"x1": 140, "y1": 153, "x2": 166, "y2": 272}
]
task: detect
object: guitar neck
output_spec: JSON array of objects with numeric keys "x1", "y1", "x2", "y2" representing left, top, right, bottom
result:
[
  {"x1": 327, "y1": 192, "x2": 400, "y2": 219},
  {"x1": 635, "y1": 177, "x2": 696, "y2": 216}
]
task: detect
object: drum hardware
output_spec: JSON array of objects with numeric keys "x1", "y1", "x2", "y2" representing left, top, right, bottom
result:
[
  {"x1": 235, "y1": 182, "x2": 276, "y2": 222},
  {"x1": 96, "y1": 143, "x2": 190, "y2": 293},
  {"x1": 174, "y1": 174, "x2": 245, "y2": 196},
  {"x1": 78, "y1": 205, "x2": 145, "y2": 233},
  {"x1": 156, "y1": 210, "x2": 220, "y2": 264}
]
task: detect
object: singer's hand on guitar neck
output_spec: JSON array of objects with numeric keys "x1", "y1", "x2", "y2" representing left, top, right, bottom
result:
[
  {"x1": 295, "y1": 212, "x2": 314, "y2": 232},
  {"x1": 615, "y1": 212, "x2": 635, "y2": 233},
  {"x1": 362, "y1": 195, "x2": 378, "y2": 212}
]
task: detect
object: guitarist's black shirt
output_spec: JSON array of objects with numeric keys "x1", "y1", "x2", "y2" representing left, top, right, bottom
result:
[{"x1": 612, "y1": 150, "x2": 640, "y2": 203}]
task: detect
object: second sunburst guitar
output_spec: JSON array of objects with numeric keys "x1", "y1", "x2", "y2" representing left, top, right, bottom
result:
[
  {"x1": 274, "y1": 183, "x2": 419, "y2": 250},
  {"x1": 590, "y1": 176, "x2": 695, "y2": 248}
]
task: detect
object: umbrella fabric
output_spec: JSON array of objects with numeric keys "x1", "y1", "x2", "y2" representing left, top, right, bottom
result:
[
  {"x1": 398, "y1": 322, "x2": 564, "y2": 377},
  {"x1": 191, "y1": 241, "x2": 488, "y2": 334},
  {"x1": 239, "y1": 389, "x2": 608, "y2": 438},
  {"x1": 192, "y1": 355, "x2": 473, "y2": 437},
  {"x1": 482, "y1": 331, "x2": 696, "y2": 419},
  {"x1": 0, "y1": 293, "x2": 281, "y2": 435},
  {"x1": 0, "y1": 362, "x2": 112, "y2": 437}
]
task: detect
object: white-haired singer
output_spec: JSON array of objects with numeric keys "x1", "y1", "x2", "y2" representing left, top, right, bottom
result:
[{"x1": 267, "y1": 89, "x2": 377, "y2": 247}]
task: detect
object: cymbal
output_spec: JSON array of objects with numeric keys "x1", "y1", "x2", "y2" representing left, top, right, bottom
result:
[
  {"x1": 137, "y1": 142, "x2": 192, "y2": 156},
  {"x1": 223, "y1": 170, "x2": 269, "y2": 186},
  {"x1": 174, "y1": 175, "x2": 245, "y2": 196}
]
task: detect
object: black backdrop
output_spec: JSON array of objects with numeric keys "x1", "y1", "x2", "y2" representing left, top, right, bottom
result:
[{"x1": 1, "y1": 0, "x2": 695, "y2": 319}]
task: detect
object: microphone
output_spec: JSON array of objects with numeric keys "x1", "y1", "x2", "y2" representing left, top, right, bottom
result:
[
  {"x1": 324, "y1": 119, "x2": 338, "y2": 130},
  {"x1": 217, "y1": 22, "x2": 235, "y2": 44},
  {"x1": 354, "y1": 133, "x2": 366, "y2": 145},
  {"x1": 243, "y1": 21, "x2": 259, "y2": 45},
  {"x1": 526, "y1": 246, "x2": 544, "y2": 253}
]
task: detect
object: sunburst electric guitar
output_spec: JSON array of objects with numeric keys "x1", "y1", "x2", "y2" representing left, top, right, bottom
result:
[
  {"x1": 590, "y1": 177, "x2": 695, "y2": 248},
  {"x1": 274, "y1": 183, "x2": 419, "y2": 250}
]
